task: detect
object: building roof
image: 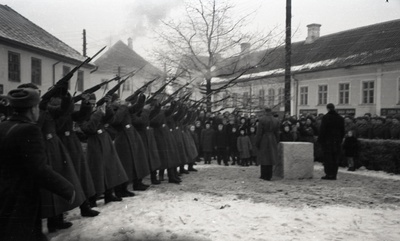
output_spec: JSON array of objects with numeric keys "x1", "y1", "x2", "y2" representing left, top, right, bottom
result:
[
  {"x1": 212, "y1": 19, "x2": 400, "y2": 83},
  {"x1": 94, "y1": 40, "x2": 162, "y2": 76},
  {"x1": 0, "y1": 5, "x2": 89, "y2": 65}
]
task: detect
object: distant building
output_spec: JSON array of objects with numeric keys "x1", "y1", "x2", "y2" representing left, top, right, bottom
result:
[
  {"x1": 211, "y1": 19, "x2": 400, "y2": 117},
  {"x1": 0, "y1": 4, "x2": 94, "y2": 95},
  {"x1": 92, "y1": 39, "x2": 163, "y2": 100}
]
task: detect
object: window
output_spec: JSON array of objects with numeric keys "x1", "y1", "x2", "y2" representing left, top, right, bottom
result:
[
  {"x1": 8, "y1": 52, "x2": 20, "y2": 82},
  {"x1": 0, "y1": 84, "x2": 3, "y2": 94},
  {"x1": 232, "y1": 93, "x2": 238, "y2": 107},
  {"x1": 223, "y1": 93, "x2": 228, "y2": 108},
  {"x1": 123, "y1": 79, "x2": 131, "y2": 91},
  {"x1": 339, "y1": 83, "x2": 350, "y2": 104},
  {"x1": 398, "y1": 77, "x2": 400, "y2": 104},
  {"x1": 258, "y1": 89, "x2": 265, "y2": 107},
  {"x1": 318, "y1": 85, "x2": 328, "y2": 105},
  {"x1": 31, "y1": 58, "x2": 42, "y2": 85},
  {"x1": 362, "y1": 81, "x2": 374, "y2": 104},
  {"x1": 300, "y1": 86, "x2": 308, "y2": 105},
  {"x1": 63, "y1": 66, "x2": 71, "y2": 89},
  {"x1": 267, "y1": 88, "x2": 275, "y2": 107},
  {"x1": 278, "y1": 88, "x2": 284, "y2": 107},
  {"x1": 77, "y1": 70, "x2": 84, "y2": 92},
  {"x1": 243, "y1": 92, "x2": 249, "y2": 107},
  {"x1": 101, "y1": 79, "x2": 108, "y2": 89}
]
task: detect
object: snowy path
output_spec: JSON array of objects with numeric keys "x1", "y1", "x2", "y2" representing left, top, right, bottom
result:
[{"x1": 48, "y1": 163, "x2": 400, "y2": 241}]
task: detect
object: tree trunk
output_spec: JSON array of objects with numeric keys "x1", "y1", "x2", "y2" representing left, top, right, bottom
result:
[{"x1": 206, "y1": 77, "x2": 212, "y2": 112}]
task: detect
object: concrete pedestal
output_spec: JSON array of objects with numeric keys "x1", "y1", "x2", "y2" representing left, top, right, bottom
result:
[{"x1": 274, "y1": 142, "x2": 314, "y2": 179}]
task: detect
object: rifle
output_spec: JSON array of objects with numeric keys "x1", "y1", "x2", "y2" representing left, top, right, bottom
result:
[
  {"x1": 176, "y1": 91, "x2": 192, "y2": 103},
  {"x1": 189, "y1": 92, "x2": 213, "y2": 108},
  {"x1": 42, "y1": 46, "x2": 106, "y2": 100},
  {"x1": 72, "y1": 75, "x2": 120, "y2": 103},
  {"x1": 145, "y1": 78, "x2": 175, "y2": 104},
  {"x1": 95, "y1": 73, "x2": 133, "y2": 107},
  {"x1": 160, "y1": 83, "x2": 189, "y2": 106},
  {"x1": 125, "y1": 76, "x2": 160, "y2": 102}
]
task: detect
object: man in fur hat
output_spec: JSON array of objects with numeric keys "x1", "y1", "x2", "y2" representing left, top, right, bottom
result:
[{"x1": 0, "y1": 88, "x2": 75, "y2": 241}]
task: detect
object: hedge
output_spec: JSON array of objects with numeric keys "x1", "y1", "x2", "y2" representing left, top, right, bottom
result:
[{"x1": 356, "y1": 139, "x2": 400, "y2": 174}]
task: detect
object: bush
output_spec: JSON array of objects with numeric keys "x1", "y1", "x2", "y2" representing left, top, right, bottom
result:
[{"x1": 357, "y1": 139, "x2": 400, "y2": 174}]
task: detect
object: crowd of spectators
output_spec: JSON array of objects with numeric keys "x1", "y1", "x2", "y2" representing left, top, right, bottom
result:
[{"x1": 190, "y1": 109, "x2": 400, "y2": 168}]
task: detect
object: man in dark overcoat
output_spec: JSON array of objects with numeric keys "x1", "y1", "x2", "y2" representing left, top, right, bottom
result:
[
  {"x1": 200, "y1": 122, "x2": 215, "y2": 164},
  {"x1": 214, "y1": 123, "x2": 229, "y2": 166},
  {"x1": 318, "y1": 103, "x2": 345, "y2": 180},
  {"x1": 255, "y1": 108, "x2": 280, "y2": 180},
  {"x1": 0, "y1": 88, "x2": 75, "y2": 241}
]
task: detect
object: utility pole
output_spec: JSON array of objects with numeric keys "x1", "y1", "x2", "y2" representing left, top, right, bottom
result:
[
  {"x1": 284, "y1": 0, "x2": 292, "y2": 114},
  {"x1": 82, "y1": 29, "x2": 87, "y2": 57}
]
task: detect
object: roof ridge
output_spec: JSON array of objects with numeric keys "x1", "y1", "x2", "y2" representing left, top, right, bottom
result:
[
  {"x1": 305, "y1": 18, "x2": 400, "y2": 42},
  {"x1": 0, "y1": 4, "x2": 86, "y2": 62}
]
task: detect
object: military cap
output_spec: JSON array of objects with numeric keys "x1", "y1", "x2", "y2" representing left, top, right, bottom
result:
[
  {"x1": 111, "y1": 93, "x2": 119, "y2": 102},
  {"x1": 88, "y1": 93, "x2": 96, "y2": 100},
  {"x1": 8, "y1": 88, "x2": 40, "y2": 108}
]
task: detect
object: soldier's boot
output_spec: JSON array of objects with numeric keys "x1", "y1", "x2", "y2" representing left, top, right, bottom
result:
[
  {"x1": 104, "y1": 189, "x2": 122, "y2": 204},
  {"x1": 80, "y1": 200, "x2": 100, "y2": 217},
  {"x1": 115, "y1": 182, "x2": 135, "y2": 197},
  {"x1": 180, "y1": 165, "x2": 190, "y2": 174},
  {"x1": 159, "y1": 169, "x2": 166, "y2": 181},
  {"x1": 47, "y1": 214, "x2": 72, "y2": 233},
  {"x1": 88, "y1": 195, "x2": 97, "y2": 208},
  {"x1": 151, "y1": 171, "x2": 161, "y2": 184},
  {"x1": 188, "y1": 164, "x2": 198, "y2": 172},
  {"x1": 174, "y1": 168, "x2": 182, "y2": 182},
  {"x1": 133, "y1": 179, "x2": 149, "y2": 191},
  {"x1": 167, "y1": 168, "x2": 180, "y2": 184}
]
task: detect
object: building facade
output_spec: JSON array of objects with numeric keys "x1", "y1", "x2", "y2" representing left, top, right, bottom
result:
[
  {"x1": 92, "y1": 39, "x2": 163, "y2": 100},
  {"x1": 211, "y1": 19, "x2": 400, "y2": 117},
  {"x1": 0, "y1": 5, "x2": 94, "y2": 96}
]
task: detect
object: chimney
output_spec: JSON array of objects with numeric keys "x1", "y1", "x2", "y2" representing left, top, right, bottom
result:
[
  {"x1": 305, "y1": 24, "x2": 321, "y2": 44},
  {"x1": 240, "y1": 42, "x2": 251, "y2": 54},
  {"x1": 127, "y1": 37, "x2": 133, "y2": 49}
]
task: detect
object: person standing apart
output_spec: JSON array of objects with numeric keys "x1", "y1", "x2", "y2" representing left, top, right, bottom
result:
[
  {"x1": 256, "y1": 108, "x2": 280, "y2": 181},
  {"x1": 318, "y1": 103, "x2": 345, "y2": 180}
]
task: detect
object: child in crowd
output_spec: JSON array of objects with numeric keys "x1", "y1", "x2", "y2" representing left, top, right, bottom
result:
[
  {"x1": 342, "y1": 130, "x2": 358, "y2": 171},
  {"x1": 200, "y1": 122, "x2": 214, "y2": 164},
  {"x1": 237, "y1": 128, "x2": 252, "y2": 166},
  {"x1": 280, "y1": 124, "x2": 294, "y2": 142},
  {"x1": 229, "y1": 126, "x2": 240, "y2": 165},
  {"x1": 248, "y1": 126, "x2": 258, "y2": 165}
]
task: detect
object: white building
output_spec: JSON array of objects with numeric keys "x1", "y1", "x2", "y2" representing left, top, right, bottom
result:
[
  {"x1": 211, "y1": 20, "x2": 400, "y2": 117},
  {"x1": 92, "y1": 39, "x2": 163, "y2": 100},
  {"x1": 0, "y1": 5, "x2": 95, "y2": 96}
]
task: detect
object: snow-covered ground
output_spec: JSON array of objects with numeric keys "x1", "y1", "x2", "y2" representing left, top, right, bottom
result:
[{"x1": 48, "y1": 163, "x2": 400, "y2": 241}]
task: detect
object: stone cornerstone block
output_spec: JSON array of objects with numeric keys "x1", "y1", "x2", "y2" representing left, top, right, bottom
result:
[{"x1": 274, "y1": 142, "x2": 314, "y2": 179}]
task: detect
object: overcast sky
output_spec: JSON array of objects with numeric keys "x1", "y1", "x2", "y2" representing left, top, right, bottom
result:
[{"x1": 2, "y1": 0, "x2": 399, "y2": 64}]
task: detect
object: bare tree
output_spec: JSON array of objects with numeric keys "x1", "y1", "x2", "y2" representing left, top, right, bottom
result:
[{"x1": 153, "y1": 0, "x2": 282, "y2": 111}]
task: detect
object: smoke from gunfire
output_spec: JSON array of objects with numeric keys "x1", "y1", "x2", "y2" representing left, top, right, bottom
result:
[{"x1": 127, "y1": 0, "x2": 182, "y2": 40}]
